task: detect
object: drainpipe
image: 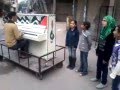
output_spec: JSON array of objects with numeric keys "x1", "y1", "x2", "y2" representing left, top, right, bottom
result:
[
  {"x1": 72, "y1": 0, "x2": 75, "y2": 19},
  {"x1": 108, "y1": 0, "x2": 115, "y2": 16},
  {"x1": 83, "y1": 0, "x2": 88, "y2": 21},
  {"x1": 53, "y1": 0, "x2": 56, "y2": 14},
  {"x1": 72, "y1": 0, "x2": 77, "y2": 20},
  {"x1": 113, "y1": 0, "x2": 117, "y2": 18}
]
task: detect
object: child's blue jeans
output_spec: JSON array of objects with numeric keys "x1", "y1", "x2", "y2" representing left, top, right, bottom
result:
[
  {"x1": 68, "y1": 47, "x2": 76, "y2": 58},
  {"x1": 79, "y1": 51, "x2": 88, "y2": 74},
  {"x1": 112, "y1": 76, "x2": 120, "y2": 90}
]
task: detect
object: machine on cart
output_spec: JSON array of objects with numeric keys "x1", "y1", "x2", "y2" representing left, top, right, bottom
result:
[{"x1": 0, "y1": 14, "x2": 65, "y2": 80}]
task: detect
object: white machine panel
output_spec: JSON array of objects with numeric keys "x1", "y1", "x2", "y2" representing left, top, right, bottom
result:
[
  {"x1": 17, "y1": 23, "x2": 47, "y2": 41},
  {"x1": 16, "y1": 14, "x2": 56, "y2": 60}
]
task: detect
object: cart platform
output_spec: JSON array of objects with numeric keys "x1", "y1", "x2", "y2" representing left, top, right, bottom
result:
[{"x1": 0, "y1": 40, "x2": 65, "y2": 80}]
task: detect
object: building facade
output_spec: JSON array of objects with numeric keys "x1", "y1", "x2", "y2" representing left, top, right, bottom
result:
[
  {"x1": 56, "y1": 0, "x2": 119, "y2": 39},
  {"x1": 1, "y1": 0, "x2": 18, "y2": 11}
]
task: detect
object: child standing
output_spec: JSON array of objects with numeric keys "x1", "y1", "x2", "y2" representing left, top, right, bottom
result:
[
  {"x1": 110, "y1": 25, "x2": 120, "y2": 90},
  {"x1": 77, "y1": 21, "x2": 92, "y2": 76},
  {"x1": 91, "y1": 15, "x2": 116, "y2": 89},
  {"x1": 66, "y1": 20, "x2": 79, "y2": 70}
]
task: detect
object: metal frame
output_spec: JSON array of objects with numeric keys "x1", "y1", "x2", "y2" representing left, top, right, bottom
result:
[{"x1": 0, "y1": 40, "x2": 65, "y2": 80}]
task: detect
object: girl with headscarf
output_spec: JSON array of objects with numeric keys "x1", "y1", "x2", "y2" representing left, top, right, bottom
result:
[{"x1": 91, "y1": 15, "x2": 116, "y2": 89}]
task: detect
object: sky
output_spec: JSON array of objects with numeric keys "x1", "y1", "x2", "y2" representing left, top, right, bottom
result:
[{"x1": 18, "y1": 0, "x2": 25, "y2": 3}]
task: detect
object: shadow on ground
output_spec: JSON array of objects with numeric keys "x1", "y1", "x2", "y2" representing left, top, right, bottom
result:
[{"x1": 0, "y1": 60, "x2": 16, "y2": 75}]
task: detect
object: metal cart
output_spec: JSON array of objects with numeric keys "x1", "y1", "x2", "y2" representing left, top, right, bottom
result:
[{"x1": 0, "y1": 40, "x2": 65, "y2": 80}]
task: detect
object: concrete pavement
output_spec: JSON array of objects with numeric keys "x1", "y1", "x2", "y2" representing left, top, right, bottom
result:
[{"x1": 0, "y1": 20, "x2": 112, "y2": 90}]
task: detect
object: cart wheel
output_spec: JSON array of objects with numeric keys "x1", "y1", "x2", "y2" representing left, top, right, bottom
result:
[
  {"x1": 0, "y1": 55, "x2": 3, "y2": 61},
  {"x1": 56, "y1": 62, "x2": 63, "y2": 68},
  {"x1": 35, "y1": 73, "x2": 39, "y2": 78},
  {"x1": 39, "y1": 74, "x2": 43, "y2": 80}
]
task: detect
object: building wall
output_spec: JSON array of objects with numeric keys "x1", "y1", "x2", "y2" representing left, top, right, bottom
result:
[
  {"x1": 76, "y1": 0, "x2": 110, "y2": 39},
  {"x1": 55, "y1": 0, "x2": 120, "y2": 39},
  {"x1": 114, "y1": 0, "x2": 120, "y2": 24},
  {"x1": 88, "y1": 0, "x2": 110, "y2": 39},
  {"x1": 56, "y1": 3, "x2": 72, "y2": 21},
  {"x1": 77, "y1": 0, "x2": 109, "y2": 24},
  {"x1": 56, "y1": 0, "x2": 73, "y2": 22},
  {"x1": 76, "y1": 0, "x2": 84, "y2": 22},
  {"x1": 87, "y1": 0, "x2": 107, "y2": 25}
]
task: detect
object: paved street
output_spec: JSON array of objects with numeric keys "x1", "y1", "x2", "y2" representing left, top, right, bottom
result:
[{"x1": 0, "y1": 19, "x2": 112, "y2": 90}]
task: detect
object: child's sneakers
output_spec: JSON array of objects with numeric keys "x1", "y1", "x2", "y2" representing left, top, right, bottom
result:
[
  {"x1": 75, "y1": 69, "x2": 83, "y2": 72},
  {"x1": 75, "y1": 69, "x2": 80, "y2": 72},
  {"x1": 66, "y1": 65, "x2": 70, "y2": 69},
  {"x1": 96, "y1": 83, "x2": 107, "y2": 89},
  {"x1": 79, "y1": 72, "x2": 88, "y2": 76},
  {"x1": 90, "y1": 78, "x2": 100, "y2": 82},
  {"x1": 67, "y1": 65, "x2": 75, "y2": 70}
]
